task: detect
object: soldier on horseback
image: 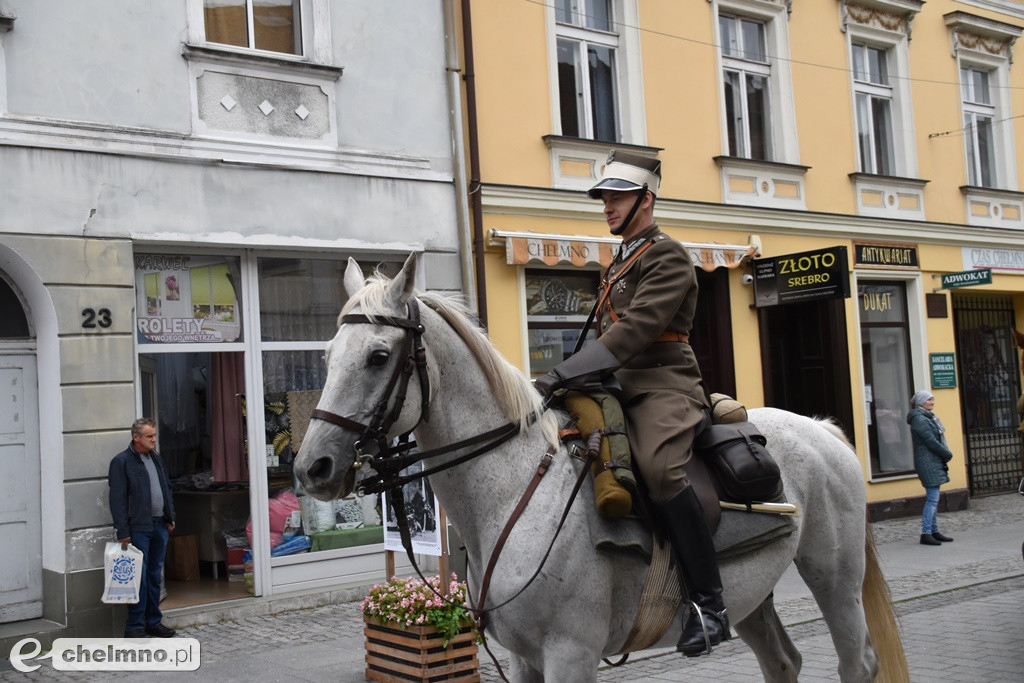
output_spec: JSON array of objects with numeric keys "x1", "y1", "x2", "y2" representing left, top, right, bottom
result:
[{"x1": 534, "y1": 150, "x2": 730, "y2": 656}]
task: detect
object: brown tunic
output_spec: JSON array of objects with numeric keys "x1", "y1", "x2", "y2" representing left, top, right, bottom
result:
[{"x1": 595, "y1": 224, "x2": 707, "y2": 502}]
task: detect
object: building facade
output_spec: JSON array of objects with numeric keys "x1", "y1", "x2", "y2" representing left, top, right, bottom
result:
[
  {"x1": 462, "y1": 0, "x2": 1024, "y2": 519},
  {"x1": 0, "y1": 0, "x2": 469, "y2": 640}
]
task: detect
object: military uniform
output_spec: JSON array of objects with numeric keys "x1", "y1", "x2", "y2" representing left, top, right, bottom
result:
[
  {"x1": 595, "y1": 223, "x2": 707, "y2": 503},
  {"x1": 535, "y1": 149, "x2": 730, "y2": 655}
]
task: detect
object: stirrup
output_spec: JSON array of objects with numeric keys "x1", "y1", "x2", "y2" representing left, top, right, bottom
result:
[{"x1": 681, "y1": 600, "x2": 729, "y2": 657}]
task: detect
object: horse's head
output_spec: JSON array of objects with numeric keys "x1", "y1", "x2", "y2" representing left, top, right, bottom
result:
[{"x1": 294, "y1": 253, "x2": 429, "y2": 500}]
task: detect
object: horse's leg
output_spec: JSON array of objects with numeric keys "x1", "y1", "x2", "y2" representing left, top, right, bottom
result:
[
  {"x1": 794, "y1": 516, "x2": 878, "y2": 682},
  {"x1": 541, "y1": 642, "x2": 600, "y2": 683},
  {"x1": 733, "y1": 593, "x2": 801, "y2": 683},
  {"x1": 506, "y1": 654, "x2": 545, "y2": 683}
]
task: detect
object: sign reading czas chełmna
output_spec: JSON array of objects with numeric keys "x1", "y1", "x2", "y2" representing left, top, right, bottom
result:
[
  {"x1": 930, "y1": 353, "x2": 957, "y2": 389},
  {"x1": 940, "y1": 268, "x2": 992, "y2": 289},
  {"x1": 753, "y1": 246, "x2": 851, "y2": 308}
]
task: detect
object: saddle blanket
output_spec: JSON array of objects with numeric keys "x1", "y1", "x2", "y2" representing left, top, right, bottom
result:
[{"x1": 593, "y1": 506, "x2": 796, "y2": 561}]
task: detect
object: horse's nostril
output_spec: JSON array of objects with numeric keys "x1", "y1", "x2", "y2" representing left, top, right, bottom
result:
[{"x1": 308, "y1": 456, "x2": 333, "y2": 482}]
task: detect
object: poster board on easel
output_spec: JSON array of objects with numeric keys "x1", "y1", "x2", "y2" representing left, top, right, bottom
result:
[{"x1": 380, "y1": 460, "x2": 450, "y2": 594}]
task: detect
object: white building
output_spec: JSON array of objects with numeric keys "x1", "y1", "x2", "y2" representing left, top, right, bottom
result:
[{"x1": 0, "y1": 0, "x2": 469, "y2": 642}]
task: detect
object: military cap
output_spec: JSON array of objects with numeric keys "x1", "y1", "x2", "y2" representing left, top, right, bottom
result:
[{"x1": 587, "y1": 150, "x2": 662, "y2": 199}]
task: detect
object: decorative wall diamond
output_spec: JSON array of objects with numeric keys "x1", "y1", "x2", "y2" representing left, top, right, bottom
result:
[
  {"x1": 294, "y1": 105, "x2": 310, "y2": 120},
  {"x1": 259, "y1": 100, "x2": 275, "y2": 116},
  {"x1": 220, "y1": 95, "x2": 237, "y2": 112}
]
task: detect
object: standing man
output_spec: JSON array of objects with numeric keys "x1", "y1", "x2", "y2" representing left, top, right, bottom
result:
[
  {"x1": 534, "y1": 151, "x2": 728, "y2": 656},
  {"x1": 108, "y1": 418, "x2": 177, "y2": 638}
]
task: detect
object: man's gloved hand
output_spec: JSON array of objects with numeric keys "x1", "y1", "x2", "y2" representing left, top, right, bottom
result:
[{"x1": 534, "y1": 369, "x2": 565, "y2": 400}]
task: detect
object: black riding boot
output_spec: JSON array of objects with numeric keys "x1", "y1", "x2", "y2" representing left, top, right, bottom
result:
[{"x1": 656, "y1": 486, "x2": 731, "y2": 657}]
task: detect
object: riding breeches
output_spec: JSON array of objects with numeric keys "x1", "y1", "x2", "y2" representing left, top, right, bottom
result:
[{"x1": 621, "y1": 388, "x2": 706, "y2": 503}]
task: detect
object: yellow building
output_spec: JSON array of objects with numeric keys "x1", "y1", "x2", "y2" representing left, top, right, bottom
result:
[{"x1": 458, "y1": 0, "x2": 1024, "y2": 517}]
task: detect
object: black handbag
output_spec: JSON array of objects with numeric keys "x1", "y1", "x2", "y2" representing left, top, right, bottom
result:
[{"x1": 695, "y1": 421, "x2": 783, "y2": 503}]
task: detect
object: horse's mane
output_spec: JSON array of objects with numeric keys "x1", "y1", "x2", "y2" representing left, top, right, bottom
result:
[{"x1": 342, "y1": 274, "x2": 560, "y2": 448}]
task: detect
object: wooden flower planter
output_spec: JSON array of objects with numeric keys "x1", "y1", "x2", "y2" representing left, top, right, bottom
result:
[{"x1": 364, "y1": 617, "x2": 480, "y2": 682}]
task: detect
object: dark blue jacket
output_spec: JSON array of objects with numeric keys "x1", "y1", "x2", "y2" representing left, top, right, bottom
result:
[
  {"x1": 108, "y1": 445, "x2": 175, "y2": 540},
  {"x1": 906, "y1": 408, "x2": 953, "y2": 488}
]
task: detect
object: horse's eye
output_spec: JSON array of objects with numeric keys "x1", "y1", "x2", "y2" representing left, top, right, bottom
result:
[{"x1": 368, "y1": 350, "x2": 390, "y2": 367}]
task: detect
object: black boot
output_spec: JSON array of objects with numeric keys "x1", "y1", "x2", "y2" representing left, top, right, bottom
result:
[{"x1": 656, "y1": 486, "x2": 731, "y2": 657}]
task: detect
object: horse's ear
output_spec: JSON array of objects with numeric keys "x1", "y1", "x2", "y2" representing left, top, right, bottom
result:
[
  {"x1": 343, "y1": 258, "x2": 365, "y2": 299},
  {"x1": 1014, "y1": 328, "x2": 1024, "y2": 349},
  {"x1": 387, "y1": 253, "x2": 418, "y2": 306}
]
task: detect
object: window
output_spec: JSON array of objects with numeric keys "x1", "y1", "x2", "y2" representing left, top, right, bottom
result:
[
  {"x1": 719, "y1": 14, "x2": 771, "y2": 160},
  {"x1": 204, "y1": 0, "x2": 302, "y2": 56},
  {"x1": 961, "y1": 67, "x2": 996, "y2": 188},
  {"x1": 524, "y1": 269, "x2": 598, "y2": 378},
  {"x1": 852, "y1": 43, "x2": 895, "y2": 176},
  {"x1": 858, "y1": 280, "x2": 914, "y2": 476},
  {"x1": 555, "y1": 0, "x2": 619, "y2": 141}
]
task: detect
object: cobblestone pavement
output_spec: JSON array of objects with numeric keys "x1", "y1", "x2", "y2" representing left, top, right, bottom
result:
[{"x1": 3, "y1": 493, "x2": 1022, "y2": 681}]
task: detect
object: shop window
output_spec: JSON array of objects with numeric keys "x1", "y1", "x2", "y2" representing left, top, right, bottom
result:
[
  {"x1": 258, "y1": 257, "x2": 399, "y2": 555},
  {"x1": 204, "y1": 0, "x2": 302, "y2": 56},
  {"x1": 525, "y1": 269, "x2": 599, "y2": 378},
  {"x1": 859, "y1": 280, "x2": 914, "y2": 476},
  {"x1": 135, "y1": 254, "x2": 242, "y2": 344}
]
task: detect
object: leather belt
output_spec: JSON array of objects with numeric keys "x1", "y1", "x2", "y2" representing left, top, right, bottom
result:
[{"x1": 655, "y1": 331, "x2": 689, "y2": 343}]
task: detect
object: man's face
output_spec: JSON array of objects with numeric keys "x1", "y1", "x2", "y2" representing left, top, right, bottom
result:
[
  {"x1": 133, "y1": 425, "x2": 157, "y2": 454},
  {"x1": 600, "y1": 189, "x2": 649, "y2": 237}
]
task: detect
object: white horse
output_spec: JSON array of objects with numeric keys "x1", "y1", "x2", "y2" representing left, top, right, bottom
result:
[{"x1": 294, "y1": 255, "x2": 908, "y2": 682}]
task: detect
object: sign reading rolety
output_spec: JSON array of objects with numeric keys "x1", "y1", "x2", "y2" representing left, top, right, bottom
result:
[{"x1": 753, "y1": 246, "x2": 851, "y2": 308}]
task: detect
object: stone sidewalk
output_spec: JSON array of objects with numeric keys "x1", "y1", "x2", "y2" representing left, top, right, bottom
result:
[{"x1": 3, "y1": 492, "x2": 1023, "y2": 681}]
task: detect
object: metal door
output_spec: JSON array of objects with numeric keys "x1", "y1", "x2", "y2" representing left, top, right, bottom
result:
[
  {"x1": 952, "y1": 295, "x2": 1024, "y2": 495},
  {"x1": 0, "y1": 353, "x2": 42, "y2": 622}
]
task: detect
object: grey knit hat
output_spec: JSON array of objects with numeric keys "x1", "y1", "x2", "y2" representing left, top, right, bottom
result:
[{"x1": 910, "y1": 390, "x2": 934, "y2": 409}]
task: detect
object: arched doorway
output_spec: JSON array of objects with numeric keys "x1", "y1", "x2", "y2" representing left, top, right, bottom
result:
[{"x1": 0, "y1": 273, "x2": 41, "y2": 622}]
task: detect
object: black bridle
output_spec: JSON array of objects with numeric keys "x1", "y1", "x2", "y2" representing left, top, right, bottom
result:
[{"x1": 310, "y1": 299, "x2": 431, "y2": 461}]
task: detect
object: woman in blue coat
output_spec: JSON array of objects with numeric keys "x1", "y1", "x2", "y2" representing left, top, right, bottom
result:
[{"x1": 906, "y1": 390, "x2": 954, "y2": 546}]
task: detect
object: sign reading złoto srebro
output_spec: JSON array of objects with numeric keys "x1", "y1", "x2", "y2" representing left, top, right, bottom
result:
[
  {"x1": 753, "y1": 246, "x2": 850, "y2": 308},
  {"x1": 930, "y1": 353, "x2": 957, "y2": 389},
  {"x1": 940, "y1": 268, "x2": 992, "y2": 289}
]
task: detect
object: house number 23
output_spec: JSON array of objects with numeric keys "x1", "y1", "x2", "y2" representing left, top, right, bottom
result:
[{"x1": 81, "y1": 308, "x2": 112, "y2": 329}]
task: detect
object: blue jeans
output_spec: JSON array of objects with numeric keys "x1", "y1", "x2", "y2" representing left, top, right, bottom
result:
[
  {"x1": 921, "y1": 486, "x2": 940, "y2": 535},
  {"x1": 125, "y1": 519, "x2": 169, "y2": 633}
]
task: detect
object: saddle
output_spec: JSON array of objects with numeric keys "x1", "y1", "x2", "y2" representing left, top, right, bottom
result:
[{"x1": 562, "y1": 391, "x2": 784, "y2": 534}]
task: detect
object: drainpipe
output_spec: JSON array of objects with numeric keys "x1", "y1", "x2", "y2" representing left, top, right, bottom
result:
[
  {"x1": 443, "y1": 0, "x2": 478, "y2": 317},
  {"x1": 459, "y1": 0, "x2": 488, "y2": 328}
]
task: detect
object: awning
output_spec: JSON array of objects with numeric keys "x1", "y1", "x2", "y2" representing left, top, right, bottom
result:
[{"x1": 491, "y1": 229, "x2": 760, "y2": 271}]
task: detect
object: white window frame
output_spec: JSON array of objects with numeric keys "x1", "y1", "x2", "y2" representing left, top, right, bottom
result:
[
  {"x1": 955, "y1": 51, "x2": 1016, "y2": 191},
  {"x1": 186, "y1": 0, "x2": 333, "y2": 64},
  {"x1": 720, "y1": 13, "x2": 772, "y2": 159},
  {"x1": 852, "y1": 271, "x2": 928, "y2": 483},
  {"x1": 961, "y1": 64, "x2": 998, "y2": 188},
  {"x1": 844, "y1": 21, "x2": 917, "y2": 178},
  {"x1": 546, "y1": 0, "x2": 645, "y2": 145},
  {"x1": 851, "y1": 42, "x2": 896, "y2": 176},
  {"x1": 712, "y1": 0, "x2": 799, "y2": 164}
]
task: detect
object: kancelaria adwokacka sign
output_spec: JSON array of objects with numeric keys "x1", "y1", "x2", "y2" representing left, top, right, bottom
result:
[{"x1": 753, "y1": 246, "x2": 851, "y2": 308}]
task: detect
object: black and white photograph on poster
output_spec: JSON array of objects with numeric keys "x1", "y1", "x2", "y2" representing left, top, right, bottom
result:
[{"x1": 382, "y1": 461, "x2": 442, "y2": 557}]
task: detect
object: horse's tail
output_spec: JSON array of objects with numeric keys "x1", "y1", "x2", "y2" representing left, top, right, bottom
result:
[{"x1": 862, "y1": 522, "x2": 909, "y2": 682}]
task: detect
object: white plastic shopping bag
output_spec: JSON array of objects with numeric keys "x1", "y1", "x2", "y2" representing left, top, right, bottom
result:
[{"x1": 101, "y1": 541, "x2": 143, "y2": 604}]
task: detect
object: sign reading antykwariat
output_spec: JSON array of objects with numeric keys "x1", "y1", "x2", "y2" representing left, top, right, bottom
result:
[
  {"x1": 940, "y1": 268, "x2": 992, "y2": 289},
  {"x1": 753, "y1": 246, "x2": 851, "y2": 308},
  {"x1": 853, "y1": 242, "x2": 919, "y2": 270}
]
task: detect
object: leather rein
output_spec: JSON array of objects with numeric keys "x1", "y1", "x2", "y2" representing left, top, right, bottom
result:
[{"x1": 306, "y1": 298, "x2": 598, "y2": 634}]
